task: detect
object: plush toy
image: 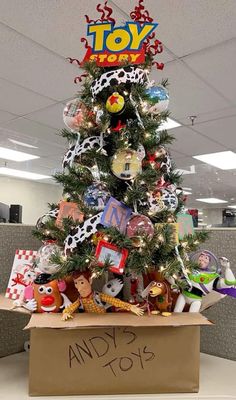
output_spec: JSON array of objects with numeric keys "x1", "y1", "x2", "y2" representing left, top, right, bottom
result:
[
  {"x1": 141, "y1": 280, "x2": 172, "y2": 316},
  {"x1": 18, "y1": 273, "x2": 71, "y2": 313},
  {"x1": 174, "y1": 254, "x2": 236, "y2": 312},
  {"x1": 62, "y1": 270, "x2": 144, "y2": 320}
]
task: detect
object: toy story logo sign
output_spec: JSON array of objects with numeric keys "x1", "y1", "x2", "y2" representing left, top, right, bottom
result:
[{"x1": 83, "y1": 21, "x2": 158, "y2": 67}]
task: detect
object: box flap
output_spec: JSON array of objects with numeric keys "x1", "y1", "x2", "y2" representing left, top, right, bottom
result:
[
  {"x1": 200, "y1": 291, "x2": 225, "y2": 312},
  {"x1": 25, "y1": 311, "x2": 212, "y2": 330},
  {"x1": 0, "y1": 294, "x2": 31, "y2": 315}
]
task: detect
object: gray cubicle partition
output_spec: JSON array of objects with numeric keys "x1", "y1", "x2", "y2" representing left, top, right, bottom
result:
[{"x1": 0, "y1": 225, "x2": 235, "y2": 360}]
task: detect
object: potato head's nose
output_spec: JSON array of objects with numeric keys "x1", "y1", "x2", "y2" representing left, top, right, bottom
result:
[{"x1": 41, "y1": 295, "x2": 55, "y2": 306}]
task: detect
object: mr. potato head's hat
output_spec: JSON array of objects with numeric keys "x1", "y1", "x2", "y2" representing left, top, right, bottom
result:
[{"x1": 34, "y1": 273, "x2": 52, "y2": 285}]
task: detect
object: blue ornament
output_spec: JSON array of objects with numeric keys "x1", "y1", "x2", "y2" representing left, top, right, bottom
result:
[
  {"x1": 145, "y1": 85, "x2": 169, "y2": 114},
  {"x1": 84, "y1": 183, "x2": 110, "y2": 211}
]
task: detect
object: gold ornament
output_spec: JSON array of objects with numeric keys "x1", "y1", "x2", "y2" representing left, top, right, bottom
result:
[{"x1": 111, "y1": 149, "x2": 142, "y2": 180}]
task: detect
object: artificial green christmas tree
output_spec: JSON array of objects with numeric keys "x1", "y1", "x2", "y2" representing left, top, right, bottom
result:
[{"x1": 33, "y1": 0, "x2": 209, "y2": 307}]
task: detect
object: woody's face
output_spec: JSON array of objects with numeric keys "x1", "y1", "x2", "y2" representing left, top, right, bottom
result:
[{"x1": 74, "y1": 275, "x2": 91, "y2": 297}]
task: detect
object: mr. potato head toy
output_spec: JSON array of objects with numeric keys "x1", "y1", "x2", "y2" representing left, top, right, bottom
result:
[{"x1": 22, "y1": 273, "x2": 71, "y2": 313}]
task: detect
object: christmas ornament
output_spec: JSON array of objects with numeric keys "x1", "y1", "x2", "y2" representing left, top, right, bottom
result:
[
  {"x1": 137, "y1": 144, "x2": 146, "y2": 161},
  {"x1": 91, "y1": 231, "x2": 106, "y2": 245},
  {"x1": 63, "y1": 99, "x2": 94, "y2": 131},
  {"x1": 161, "y1": 189, "x2": 178, "y2": 212},
  {"x1": 84, "y1": 183, "x2": 110, "y2": 211},
  {"x1": 144, "y1": 146, "x2": 172, "y2": 174},
  {"x1": 177, "y1": 213, "x2": 194, "y2": 239},
  {"x1": 145, "y1": 85, "x2": 169, "y2": 114},
  {"x1": 64, "y1": 212, "x2": 103, "y2": 252},
  {"x1": 106, "y1": 92, "x2": 125, "y2": 114},
  {"x1": 148, "y1": 191, "x2": 167, "y2": 214},
  {"x1": 95, "y1": 109, "x2": 104, "y2": 124},
  {"x1": 95, "y1": 240, "x2": 128, "y2": 275},
  {"x1": 91, "y1": 66, "x2": 146, "y2": 97},
  {"x1": 101, "y1": 197, "x2": 132, "y2": 234},
  {"x1": 126, "y1": 214, "x2": 154, "y2": 239},
  {"x1": 62, "y1": 270, "x2": 143, "y2": 320},
  {"x1": 36, "y1": 243, "x2": 63, "y2": 274},
  {"x1": 22, "y1": 274, "x2": 71, "y2": 313},
  {"x1": 56, "y1": 201, "x2": 84, "y2": 227},
  {"x1": 174, "y1": 256, "x2": 236, "y2": 313},
  {"x1": 111, "y1": 149, "x2": 142, "y2": 180}
]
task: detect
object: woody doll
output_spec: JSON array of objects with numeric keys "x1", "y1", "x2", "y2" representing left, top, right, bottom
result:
[{"x1": 62, "y1": 270, "x2": 144, "y2": 320}]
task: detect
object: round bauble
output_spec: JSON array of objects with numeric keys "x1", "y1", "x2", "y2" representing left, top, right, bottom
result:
[
  {"x1": 111, "y1": 149, "x2": 142, "y2": 180},
  {"x1": 126, "y1": 214, "x2": 154, "y2": 239},
  {"x1": 161, "y1": 188, "x2": 178, "y2": 212},
  {"x1": 36, "y1": 243, "x2": 62, "y2": 274},
  {"x1": 84, "y1": 182, "x2": 110, "y2": 211},
  {"x1": 145, "y1": 86, "x2": 169, "y2": 114},
  {"x1": 63, "y1": 99, "x2": 95, "y2": 131},
  {"x1": 106, "y1": 92, "x2": 125, "y2": 114},
  {"x1": 148, "y1": 188, "x2": 178, "y2": 214}
]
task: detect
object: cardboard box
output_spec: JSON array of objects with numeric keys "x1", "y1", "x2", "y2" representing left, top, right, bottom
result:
[{"x1": 0, "y1": 295, "x2": 211, "y2": 396}]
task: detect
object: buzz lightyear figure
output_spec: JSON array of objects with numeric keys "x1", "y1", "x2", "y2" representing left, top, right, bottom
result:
[{"x1": 174, "y1": 251, "x2": 236, "y2": 312}]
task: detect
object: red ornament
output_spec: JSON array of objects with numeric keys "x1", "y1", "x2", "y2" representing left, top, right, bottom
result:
[{"x1": 126, "y1": 214, "x2": 154, "y2": 239}]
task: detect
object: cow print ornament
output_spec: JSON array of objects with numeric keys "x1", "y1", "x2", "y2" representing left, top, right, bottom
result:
[
  {"x1": 64, "y1": 212, "x2": 103, "y2": 252},
  {"x1": 91, "y1": 66, "x2": 146, "y2": 97},
  {"x1": 62, "y1": 136, "x2": 103, "y2": 168},
  {"x1": 148, "y1": 188, "x2": 178, "y2": 213}
]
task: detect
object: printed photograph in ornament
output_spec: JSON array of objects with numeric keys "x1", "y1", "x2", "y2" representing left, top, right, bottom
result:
[
  {"x1": 84, "y1": 183, "x2": 110, "y2": 211},
  {"x1": 145, "y1": 85, "x2": 169, "y2": 114},
  {"x1": 101, "y1": 197, "x2": 132, "y2": 234},
  {"x1": 5, "y1": 249, "x2": 38, "y2": 300},
  {"x1": 126, "y1": 214, "x2": 154, "y2": 241},
  {"x1": 106, "y1": 92, "x2": 125, "y2": 114},
  {"x1": 95, "y1": 240, "x2": 128, "y2": 275},
  {"x1": 111, "y1": 149, "x2": 142, "y2": 180},
  {"x1": 56, "y1": 201, "x2": 84, "y2": 227}
]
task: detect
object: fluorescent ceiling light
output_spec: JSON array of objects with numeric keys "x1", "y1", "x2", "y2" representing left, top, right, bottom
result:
[
  {"x1": 8, "y1": 139, "x2": 38, "y2": 149},
  {"x1": 0, "y1": 146, "x2": 39, "y2": 162},
  {"x1": 196, "y1": 198, "x2": 228, "y2": 204},
  {"x1": 157, "y1": 118, "x2": 181, "y2": 131},
  {"x1": 227, "y1": 205, "x2": 236, "y2": 209},
  {"x1": 183, "y1": 191, "x2": 192, "y2": 195},
  {"x1": 0, "y1": 167, "x2": 50, "y2": 180},
  {"x1": 193, "y1": 151, "x2": 236, "y2": 170}
]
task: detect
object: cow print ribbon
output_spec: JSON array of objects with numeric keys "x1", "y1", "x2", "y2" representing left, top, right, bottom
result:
[{"x1": 62, "y1": 136, "x2": 104, "y2": 168}]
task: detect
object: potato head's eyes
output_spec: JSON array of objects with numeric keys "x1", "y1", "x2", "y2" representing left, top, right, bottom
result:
[
  {"x1": 46, "y1": 287, "x2": 53, "y2": 294},
  {"x1": 38, "y1": 285, "x2": 45, "y2": 294}
]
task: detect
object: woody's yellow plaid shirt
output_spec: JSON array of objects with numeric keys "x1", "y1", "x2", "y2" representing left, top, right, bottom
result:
[{"x1": 63, "y1": 292, "x2": 132, "y2": 316}]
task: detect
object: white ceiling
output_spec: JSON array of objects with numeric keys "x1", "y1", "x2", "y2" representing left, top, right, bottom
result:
[{"x1": 0, "y1": 0, "x2": 236, "y2": 209}]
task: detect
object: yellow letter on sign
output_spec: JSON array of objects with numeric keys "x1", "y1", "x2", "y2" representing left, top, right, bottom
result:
[
  {"x1": 128, "y1": 23, "x2": 158, "y2": 50},
  {"x1": 88, "y1": 23, "x2": 112, "y2": 51},
  {"x1": 106, "y1": 28, "x2": 130, "y2": 52}
]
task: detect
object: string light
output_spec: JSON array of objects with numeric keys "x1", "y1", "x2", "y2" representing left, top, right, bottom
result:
[
  {"x1": 85, "y1": 258, "x2": 90, "y2": 263},
  {"x1": 144, "y1": 132, "x2": 150, "y2": 138},
  {"x1": 123, "y1": 90, "x2": 128, "y2": 96}
]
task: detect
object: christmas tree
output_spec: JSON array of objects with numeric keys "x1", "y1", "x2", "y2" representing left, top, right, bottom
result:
[{"x1": 33, "y1": 0, "x2": 209, "y2": 310}]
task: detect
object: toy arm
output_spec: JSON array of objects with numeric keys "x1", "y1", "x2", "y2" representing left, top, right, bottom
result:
[
  {"x1": 62, "y1": 298, "x2": 80, "y2": 320},
  {"x1": 217, "y1": 257, "x2": 236, "y2": 288},
  {"x1": 60, "y1": 293, "x2": 72, "y2": 309},
  {"x1": 100, "y1": 293, "x2": 143, "y2": 316}
]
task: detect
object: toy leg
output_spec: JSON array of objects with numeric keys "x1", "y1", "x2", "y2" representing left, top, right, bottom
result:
[
  {"x1": 174, "y1": 294, "x2": 186, "y2": 312},
  {"x1": 189, "y1": 300, "x2": 201, "y2": 313}
]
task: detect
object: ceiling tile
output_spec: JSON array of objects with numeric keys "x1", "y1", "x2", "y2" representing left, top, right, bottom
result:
[
  {"x1": 0, "y1": 109, "x2": 17, "y2": 123},
  {"x1": 0, "y1": 23, "x2": 80, "y2": 100},
  {"x1": 0, "y1": 78, "x2": 55, "y2": 115},
  {"x1": 112, "y1": 0, "x2": 236, "y2": 57},
  {"x1": 153, "y1": 60, "x2": 229, "y2": 119},
  {"x1": 193, "y1": 115, "x2": 236, "y2": 150},
  {"x1": 171, "y1": 126, "x2": 226, "y2": 156},
  {"x1": 178, "y1": 106, "x2": 236, "y2": 126},
  {"x1": 26, "y1": 103, "x2": 65, "y2": 130},
  {"x1": 184, "y1": 39, "x2": 236, "y2": 104},
  {"x1": 0, "y1": 117, "x2": 66, "y2": 151}
]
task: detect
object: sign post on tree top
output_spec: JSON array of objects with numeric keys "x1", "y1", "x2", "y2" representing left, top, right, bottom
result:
[{"x1": 83, "y1": 21, "x2": 158, "y2": 67}]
